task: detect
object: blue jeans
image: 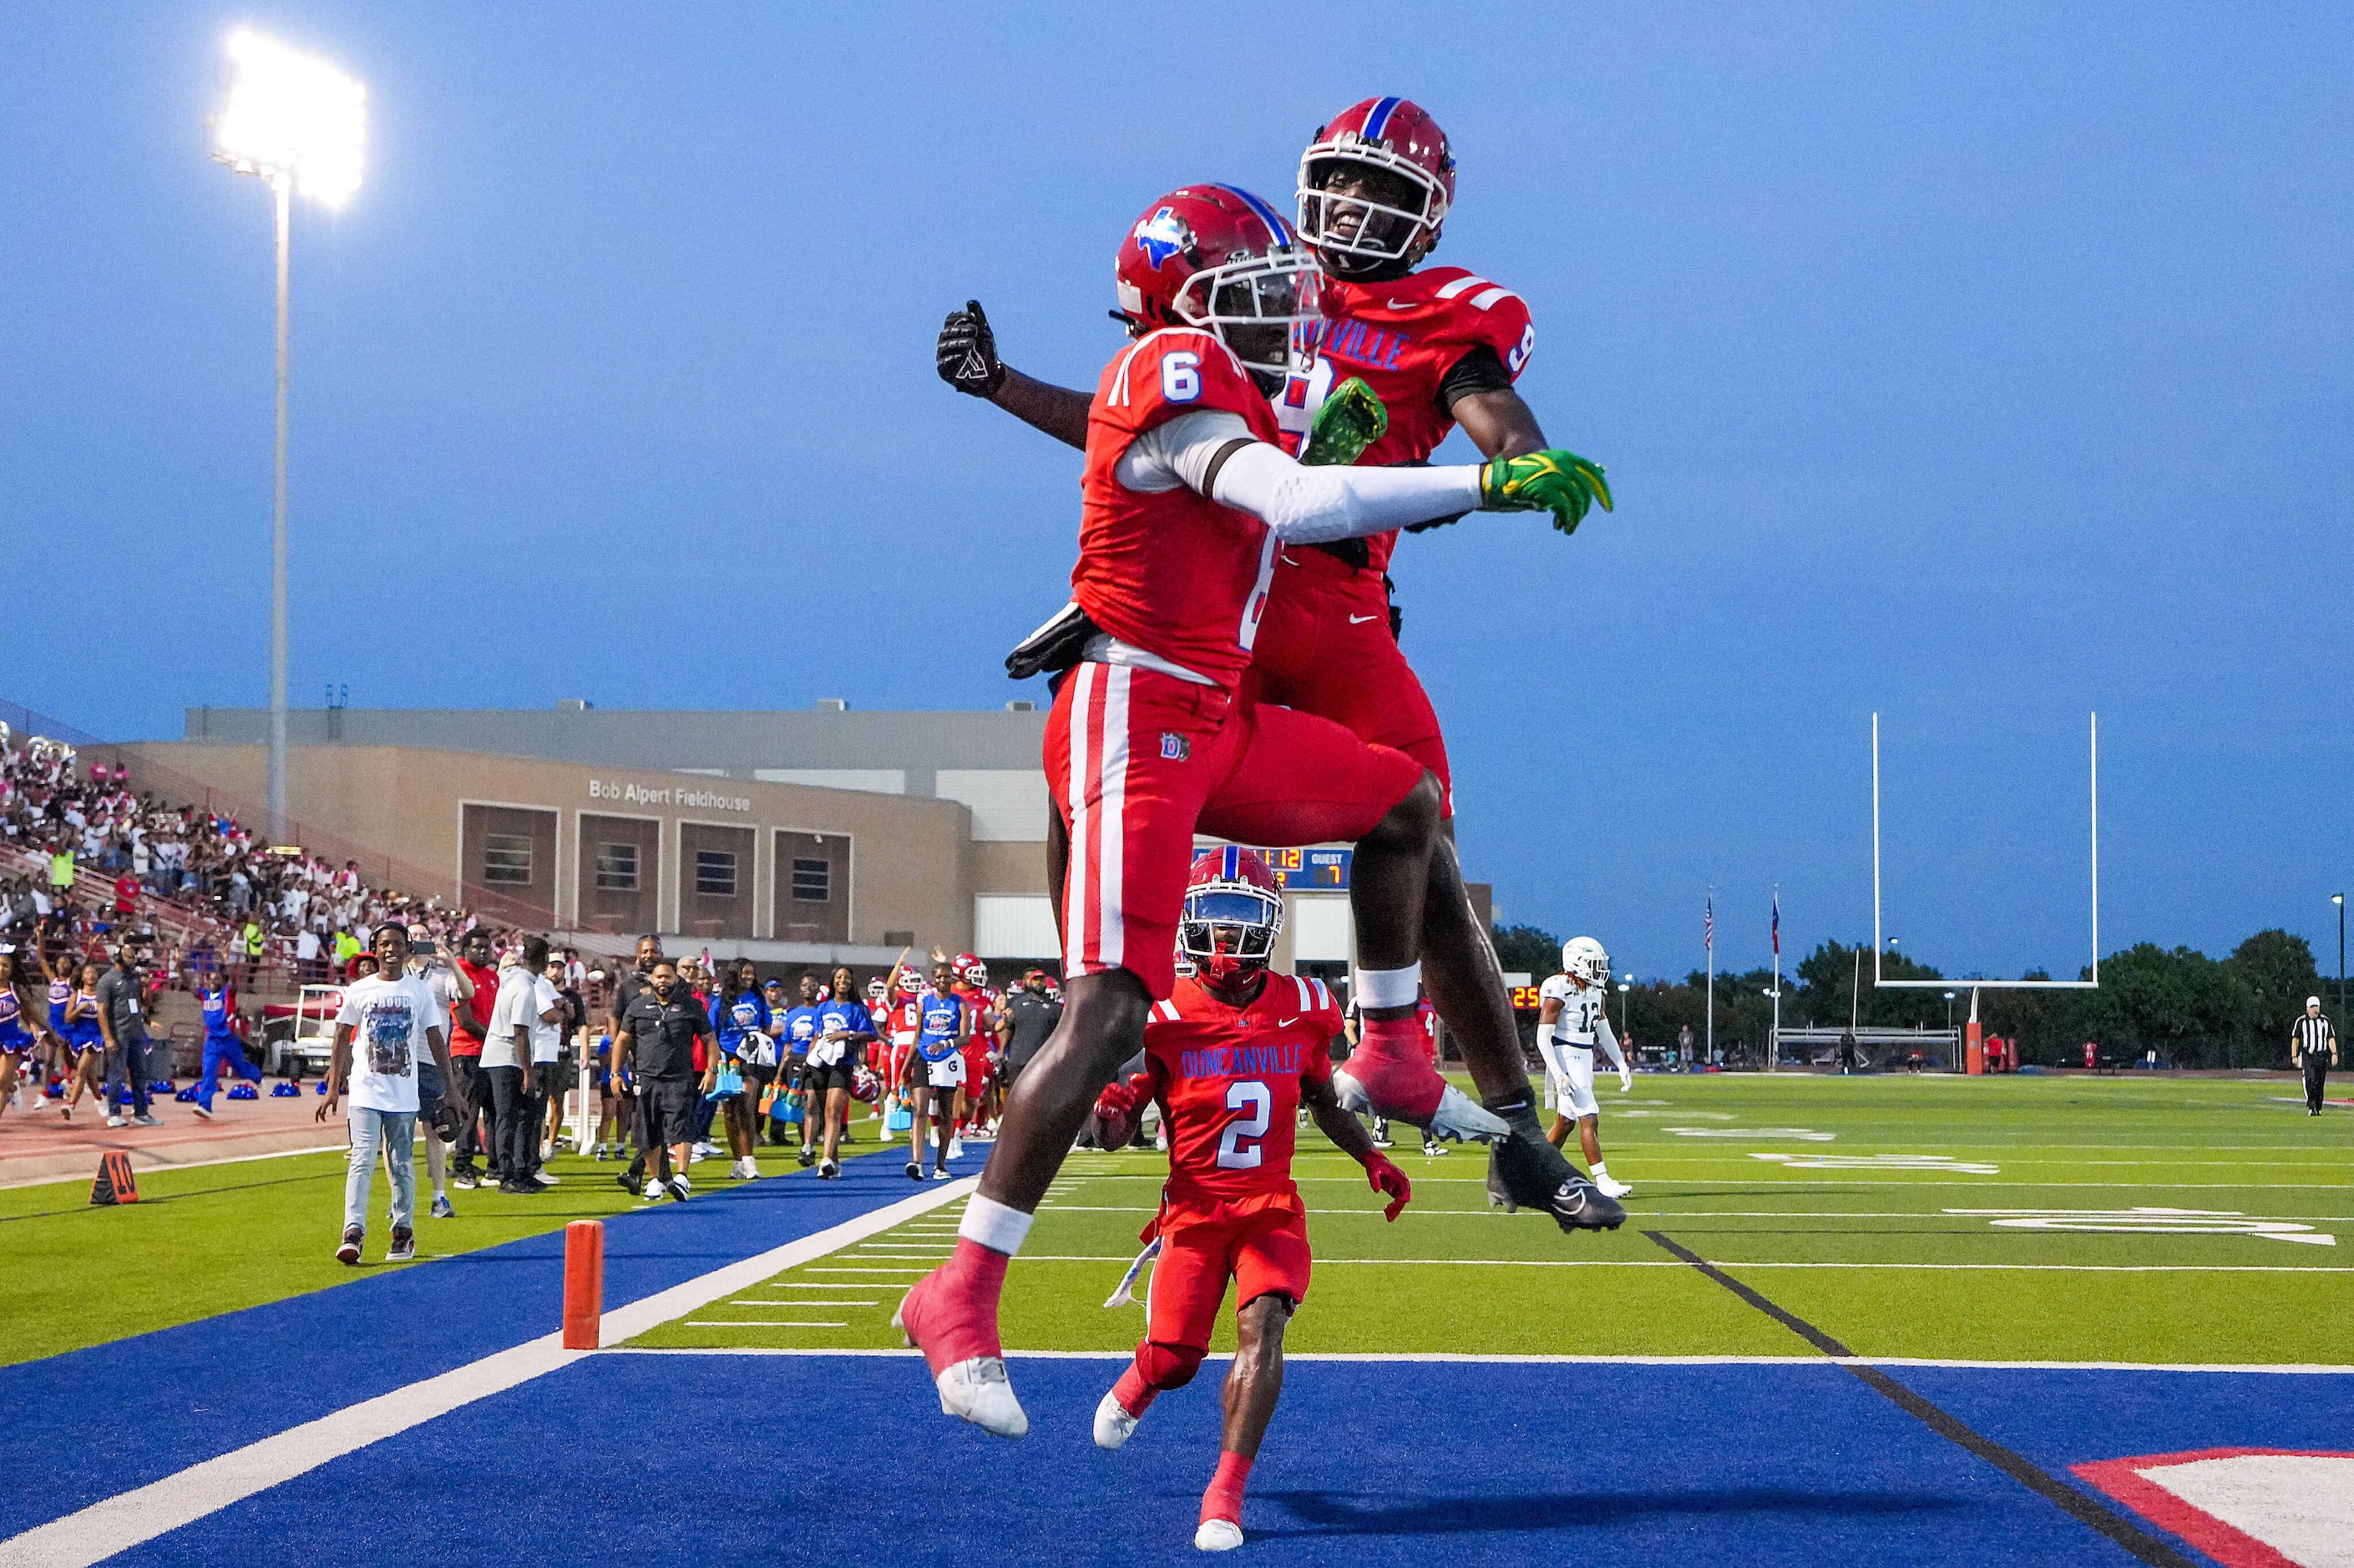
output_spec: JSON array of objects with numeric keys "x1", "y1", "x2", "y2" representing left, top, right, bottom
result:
[
  {"x1": 345, "y1": 1108, "x2": 417, "y2": 1232},
  {"x1": 196, "y1": 1035, "x2": 262, "y2": 1110}
]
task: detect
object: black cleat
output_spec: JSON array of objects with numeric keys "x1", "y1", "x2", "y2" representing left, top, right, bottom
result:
[
  {"x1": 1481, "y1": 1094, "x2": 1625, "y2": 1232},
  {"x1": 615, "y1": 1170, "x2": 644, "y2": 1196}
]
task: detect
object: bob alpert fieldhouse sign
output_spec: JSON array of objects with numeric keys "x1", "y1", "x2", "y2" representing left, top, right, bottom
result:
[{"x1": 588, "y1": 777, "x2": 752, "y2": 812}]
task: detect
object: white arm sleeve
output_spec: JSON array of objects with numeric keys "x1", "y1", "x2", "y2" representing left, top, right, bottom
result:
[
  {"x1": 1593, "y1": 1014, "x2": 1628, "y2": 1077},
  {"x1": 1112, "y1": 410, "x2": 1254, "y2": 493},
  {"x1": 1535, "y1": 1021, "x2": 1566, "y2": 1080},
  {"x1": 1210, "y1": 441, "x2": 1485, "y2": 543}
]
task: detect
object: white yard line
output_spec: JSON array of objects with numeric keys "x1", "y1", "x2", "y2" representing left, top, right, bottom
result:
[
  {"x1": 684, "y1": 1320, "x2": 848, "y2": 1328},
  {"x1": 0, "y1": 1176, "x2": 978, "y2": 1568}
]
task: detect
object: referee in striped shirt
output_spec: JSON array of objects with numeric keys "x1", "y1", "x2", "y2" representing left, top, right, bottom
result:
[{"x1": 2291, "y1": 996, "x2": 2337, "y2": 1115}]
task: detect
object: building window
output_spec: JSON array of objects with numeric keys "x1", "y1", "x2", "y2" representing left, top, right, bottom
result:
[
  {"x1": 595, "y1": 842, "x2": 638, "y2": 892},
  {"x1": 483, "y1": 834, "x2": 533, "y2": 885},
  {"x1": 791, "y1": 857, "x2": 830, "y2": 903},
  {"x1": 696, "y1": 849, "x2": 738, "y2": 898}
]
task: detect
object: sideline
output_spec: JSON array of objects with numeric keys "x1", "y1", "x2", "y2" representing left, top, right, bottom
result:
[
  {"x1": 608, "y1": 1347, "x2": 2354, "y2": 1373},
  {"x1": 0, "y1": 1177, "x2": 975, "y2": 1568}
]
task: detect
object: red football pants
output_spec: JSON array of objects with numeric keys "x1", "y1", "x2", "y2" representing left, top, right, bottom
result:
[
  {"x1": 1137, "y1": 1206, "x2": 1313, "y2": 1385},
  {"x1": 1244, "y1": 547, "x2": 1452, "y2": 816},
  {"x1": 1046, "y1": 662, "x2": 1424, "y2": 999}
]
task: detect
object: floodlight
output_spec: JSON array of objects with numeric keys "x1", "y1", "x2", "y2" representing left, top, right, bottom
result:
[{"x1": 211, "y1": 28, "x2": 365, "y2": 207}]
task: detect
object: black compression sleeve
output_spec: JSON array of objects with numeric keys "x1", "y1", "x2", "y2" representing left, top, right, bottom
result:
[{"x1": 1435, "y1": 343, "x2": 1516, "y2": 415}]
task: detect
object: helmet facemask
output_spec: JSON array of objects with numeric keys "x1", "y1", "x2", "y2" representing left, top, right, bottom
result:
[
  {"x1": 1172, "y1": 247, "x2": 1323, "y2": 382},
  {"x1": 1297, "y1": 148, "x2": 1447, "y2": 275},
  {"x1": 1178, "y1": 882, "x2": 1284, "y2": 986}
]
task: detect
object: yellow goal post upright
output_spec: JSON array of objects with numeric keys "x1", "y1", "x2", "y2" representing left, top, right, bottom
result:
[{"x1": 1871, "y1": 711, "x2": 2100, "y2": 1074}]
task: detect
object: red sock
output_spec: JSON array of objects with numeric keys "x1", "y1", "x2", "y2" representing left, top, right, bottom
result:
[
  {"x1": 1201, "y1": 1451, "x2": 1252, "y2": 1525},
  {"x1": 904, "y1": 1238, "x2": 1010, "y2": 1373},
  {"x1": 1358, "y1": 1015, "x2": 1423, "y2": 1060},
  {"x1": 1112, "y1": 1362, "x2": 1157, "y2": 1419}
]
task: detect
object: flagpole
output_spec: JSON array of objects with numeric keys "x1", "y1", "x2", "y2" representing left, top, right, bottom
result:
[
  {"x1": 1705, "y1": 888, "x2": 1714, "y2": 1065},
  {"x1": 1770, "y1": 885, "x2": 1781, "y2": 1072}
]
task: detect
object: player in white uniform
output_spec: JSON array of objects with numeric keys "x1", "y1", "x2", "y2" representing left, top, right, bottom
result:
[{"x1": 1536, "y1": 938, "x2": 1633, "y2": 1198}]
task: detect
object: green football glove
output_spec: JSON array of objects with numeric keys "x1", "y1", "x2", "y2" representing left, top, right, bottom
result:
[
  {"x1": 1298, "y1": 376, "x2": 1388, "y2": 467},
  {"x1": 1478, "y1": 449, "x2": 1614, "y2": 535}
]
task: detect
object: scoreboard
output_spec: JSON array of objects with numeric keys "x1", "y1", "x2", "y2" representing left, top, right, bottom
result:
[{"x1": 1216, "y1": 845, "x2": 1353, "y2": 892}]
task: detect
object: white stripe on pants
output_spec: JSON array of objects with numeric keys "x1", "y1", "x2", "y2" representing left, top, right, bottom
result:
[
  {"x1": 346, "y1": 1107, "x2": 417, "y2": 1232},
  {"x1": 1061, "y1": 663, "x2": 1134, "y2": 977}
]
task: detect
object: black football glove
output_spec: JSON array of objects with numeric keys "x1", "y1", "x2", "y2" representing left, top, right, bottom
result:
[{"x1": 936, "y1": 299, "x2": 1006, "y2": 397}]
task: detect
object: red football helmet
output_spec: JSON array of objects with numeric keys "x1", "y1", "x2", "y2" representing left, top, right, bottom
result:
[
  {"x1": 957, "y1": 953, "x2": 989, "y2": 988},
  {"x1": 865, "y1": 975, "x2": 889, "y2": 1004},
  {"x1": 1114, "y1": 184, "x2": 1321, "y2": 381},
  {"x1": 894, "y1": 967, "x2": 924, "y2": 999},
  {"x1": 1178, "y1": 847, "x2": 1285, "y2": 985},
  {"x1": 1296, "y1": 96, "x2": 1456, "y2": 276}
]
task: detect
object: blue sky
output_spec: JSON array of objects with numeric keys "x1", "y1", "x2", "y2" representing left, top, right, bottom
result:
[{"x1": 3, "y1": 3, "x2": 2349, "y2": 982}]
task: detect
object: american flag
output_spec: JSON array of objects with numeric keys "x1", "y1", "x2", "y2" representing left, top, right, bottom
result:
[
  {"x1": 1772, "y1": 888, "x2": 1780, "y2": 957},
  {"x1": 1704, "y1": 894, "x2": 1714, "y2": 952}
]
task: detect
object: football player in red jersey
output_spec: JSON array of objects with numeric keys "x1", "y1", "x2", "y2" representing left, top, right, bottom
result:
[
  {"x1": 936, "y1": 97, "x2": 1614, "y2": 1235},
  {"x1": 1088, "y1": 851, "x2": 1410, "y2": 1552},
  {"x1": 897, "y1": 183, "x2": 1610, "y2": 1440}
]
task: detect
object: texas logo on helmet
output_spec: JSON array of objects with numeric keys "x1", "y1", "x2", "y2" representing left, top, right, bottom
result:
[{"x1": 1133, "y1": 205, "x2": 1190, "y2": 269}]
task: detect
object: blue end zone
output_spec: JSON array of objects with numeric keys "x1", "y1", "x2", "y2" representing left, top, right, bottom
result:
[
  {"x1": 0, "y1": 1148, "x2": 980, "y2": 1540},
  {"x1": 103, "y1": 1358, "x2": 2354, "y2": 1566}
]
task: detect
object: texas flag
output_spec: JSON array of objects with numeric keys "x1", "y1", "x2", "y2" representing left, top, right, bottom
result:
[{"x1": 1772, "y1": 889, "x2": 1780, "y2": 958}]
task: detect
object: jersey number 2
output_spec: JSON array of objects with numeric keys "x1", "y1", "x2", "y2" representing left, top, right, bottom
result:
[
  {"x1": 1216, "y1": 1080, "x2": 1270, "y2": 1170},
  {"x1": 1162, "y1": 352, "x2": 1202, "y2": 403}
]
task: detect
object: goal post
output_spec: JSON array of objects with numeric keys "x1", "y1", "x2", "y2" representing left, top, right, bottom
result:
[{"x1": 1871, "y1": 711, "x2": 2102, "y2": 1072}]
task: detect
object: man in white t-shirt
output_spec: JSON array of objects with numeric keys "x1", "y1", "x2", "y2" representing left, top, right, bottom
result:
[
  {"x1": 485, "y1": 935, "x2": 563, "y2": 1195},
  {"x1": 320, "y1": 924, "x2": 453, "y2": 1265}
]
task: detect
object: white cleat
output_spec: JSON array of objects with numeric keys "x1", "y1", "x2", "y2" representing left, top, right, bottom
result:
[
  {"x1": 934, "y1": 1357, "x2": 1029, "y2": 1439},
  {"x1": 949, "y1": 1135, "x2": 965, "y2": 1158},
  {"x1": 1330, "y1": 1069, "x2": 1510, "y2": 1143},
  {"x1": 1195, "y1": 1519, "x2": 1244, "y2": 1552},
  {"x1": 1597, "y1": 1176, "x2": 1633, "y2": 1198},
  {"x1": 1093, "y1": 1388, "x2": 1141, "y2": 1450}
]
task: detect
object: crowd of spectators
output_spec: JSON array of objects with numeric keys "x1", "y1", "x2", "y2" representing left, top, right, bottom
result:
[{"x1": 0, "y1": 723, "x2": 510, "y2": 997}]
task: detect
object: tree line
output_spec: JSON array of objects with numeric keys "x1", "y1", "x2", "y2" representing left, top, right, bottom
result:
[{"x1": 1489, "y1": 924, "x2": 2336, "y2": 1070}]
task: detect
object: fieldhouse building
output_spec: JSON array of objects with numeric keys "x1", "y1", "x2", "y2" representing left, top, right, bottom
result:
[{"x1": 134, "y1": 701, "x2": 1483, "y2": 973}]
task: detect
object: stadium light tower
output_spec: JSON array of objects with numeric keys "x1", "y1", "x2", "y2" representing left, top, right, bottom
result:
[
  {"x1": 2335, "y1": 893, "x2": 2345, "y2": 1019},
  {"x1": 209, "y1": 28, "x2": 365, "y2": 839}
]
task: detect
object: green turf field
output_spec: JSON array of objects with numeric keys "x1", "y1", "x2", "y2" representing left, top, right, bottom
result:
[
  {"x1": 0, "y1": 1125, "x2": 876, "y2": 1368},
  {"x1": 622, "y1": 1072, "x2": 2352, "y2": 1365}
]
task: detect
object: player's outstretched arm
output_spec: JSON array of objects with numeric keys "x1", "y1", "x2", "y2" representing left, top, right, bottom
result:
[{"x1": 935, "y1": 299, "x2": 1091, "y2": 451}]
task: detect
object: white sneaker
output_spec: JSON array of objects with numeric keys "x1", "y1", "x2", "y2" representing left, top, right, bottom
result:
[
  {"x1": 669, "y1": 1175, "x2": 691, "y2": 1201},
  {"x1": 1597, "y1": 1175, "x2": 1633, "y2": 1198},
  {"x1": 530, "y1": 1171, "x2": 560, "y2": 1188},
  {"x1": 931, "y1": 1167, "x2": 951, "y2": 1181},
  {"x1": 692, "y1": 1141, "x2": 718, "y2": 1159},
  {"x1": 934, "y1": 1357, "x2": 1028, "y2": 1439},
  {"x1": 105, "y1": 1115, "x2": 127, "y2": 1129},
  {"x1": 949, "y1": 1135, "x2": 964, "y2": 1158},
  {"x1": 739, "y1": 1157, "x2": 761, "y2": 1180},
  {"x1": 1195, "y1": 1519, "x2": 1244, "y2": 1552},
  {"x1": 1093, "y1": 1388, "x2": 1141, "y2": 1450}
]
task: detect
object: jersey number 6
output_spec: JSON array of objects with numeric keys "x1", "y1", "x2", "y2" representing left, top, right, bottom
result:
[
  {"x1": 1162, "y1": 352, "x2": 1202, "y2": 404},
  {"x1": 1216, "y1": 1080, "x2": 1270, "y2": 1170}
]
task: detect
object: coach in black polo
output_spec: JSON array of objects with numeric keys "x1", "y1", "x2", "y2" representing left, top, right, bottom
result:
[
  {"x1": 2291, "y1": 995, "x2": 2337, "y2": 1116},
  {"x1": 617, "y1": 959, "x2": 715, "y2": 1199}
]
